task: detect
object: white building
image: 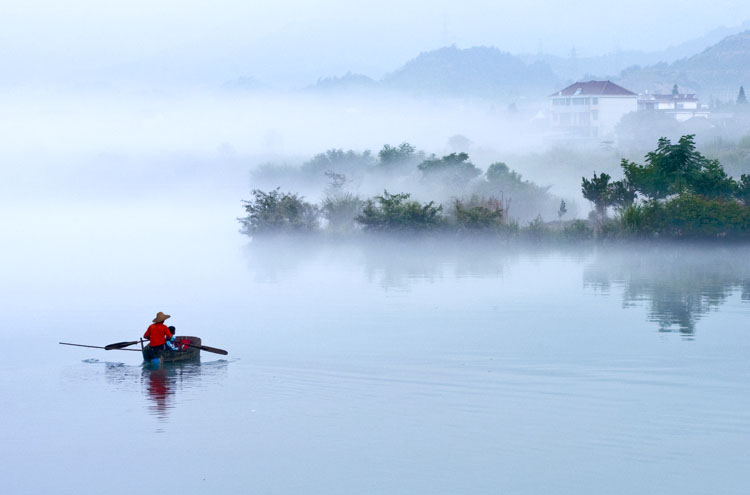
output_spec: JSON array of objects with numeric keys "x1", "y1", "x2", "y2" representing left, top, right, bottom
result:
[
  {"x1": 637, "y1": 92, "x2": 710, "y2": 121},
  {"x1": 549, "y1": 80, "x2": 637, "y2": 138}
]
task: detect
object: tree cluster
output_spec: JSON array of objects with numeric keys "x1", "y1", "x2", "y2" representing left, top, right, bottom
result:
[{"x1": 582, "y1": 135, "x2": 750, "y2": 238}]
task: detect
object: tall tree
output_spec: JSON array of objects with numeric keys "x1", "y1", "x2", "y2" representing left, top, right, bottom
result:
[
  {"x1": 581, "y1": 172, "x2": 613, "y2": 219},
  {"x1": 418, "y1": 152, "x2": 481, "y2": 183},
  {"x1": 738, "y1": 86, "x2": 748, "y2": 105},
  {"x1": 622, "y1": 135, "x2": 705, "y2": 199},
  {"x1": 620, "y1": 135, "x2": 737, "y2": 201}
]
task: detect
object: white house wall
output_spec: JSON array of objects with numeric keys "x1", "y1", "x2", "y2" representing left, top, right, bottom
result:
[{"x1": 598, "y1": 97, "x2": 637, "y2": 136}]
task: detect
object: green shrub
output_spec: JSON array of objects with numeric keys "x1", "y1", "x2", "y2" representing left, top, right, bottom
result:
[
  {"x1": 301, "y1": 149, "x2": 374, "y2": 177},
  {"x1": 561, "y1": 219, "x2": 594, "y2": 240},
  {"x1": 239, "y1": 188, "x2": 320, "y2": 235},
  {"x1": 357, "y1": 191, "x2": 444, "y2": 232},
  {"x1": 736, "y1": 174, "x2": 750, "y2": 206},
  {"x1": 321, "y1": 193, "x2": 364, "y2": 232},
  {"x1": 523, "y1": 215, "x2": 551, "y2": 241},
  {"x1": 377, "y1": 143, "x2": 424, "y2": 169},
  {"x1": 621, "y1": 196, "x2": 750, "y2": 238},
  {"x1": 418, "y1": 152, "x2": 482, "y2": 184},
  {"x1": 450, "y1": 196, "x2": 505, "y2": 231},
  {"x1": 476, "y1": 162, "x2": 558, "y2": 223}
]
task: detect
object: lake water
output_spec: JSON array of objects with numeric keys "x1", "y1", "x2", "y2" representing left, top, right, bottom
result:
[{"x1": 1, "y1": 199, "x2": 749, "y2": 494}]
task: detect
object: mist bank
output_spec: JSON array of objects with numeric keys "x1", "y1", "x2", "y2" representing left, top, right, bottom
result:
[
  {"x1": 0, "y1": 88, "x2": 542, "y2": 156},
  {"x1": 4, "y1": 87, "x2": 750, "y2": 212},
  {"x1": 0, "y1": 87, "x2": 550, "y2": 203}
]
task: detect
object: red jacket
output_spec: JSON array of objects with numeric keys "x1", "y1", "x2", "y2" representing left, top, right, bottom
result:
[{"x1": 144, "y1": 323, "x2": 172, "y2": 347}]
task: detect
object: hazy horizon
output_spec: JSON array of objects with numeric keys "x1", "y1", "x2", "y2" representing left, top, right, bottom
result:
[{"x1": 2, "y1": 1, "x2": 750, "y2": 88}]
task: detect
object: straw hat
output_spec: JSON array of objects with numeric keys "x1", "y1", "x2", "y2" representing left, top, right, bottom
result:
[{"x1": 152, "y1": 312, "x2": 171, "y2": 323}]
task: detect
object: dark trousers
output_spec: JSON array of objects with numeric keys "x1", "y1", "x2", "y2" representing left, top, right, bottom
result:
[{"x1": 149, "y1": 344, "x2": 165, "y2": 356}]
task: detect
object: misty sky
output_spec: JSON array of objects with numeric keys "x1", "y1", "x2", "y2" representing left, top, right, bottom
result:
[{"x1": 2, "y1": 0, "x2": 749, "y2": 86}]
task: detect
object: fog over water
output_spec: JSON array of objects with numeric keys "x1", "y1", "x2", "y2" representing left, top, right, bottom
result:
[
  {"x1": 3, "y1": 181, "x2": 750, "y2": 493},
  {"x1": 3, "y1": 3, "x2": 750, "y2": 494}
]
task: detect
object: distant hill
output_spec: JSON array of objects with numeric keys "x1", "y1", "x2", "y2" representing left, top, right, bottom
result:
[
  {"x1": 306, "y1": 72, "x2": 378, "y2": 93},
  {"x1": 615, "y1": 30, "x2": 750, "y2": 97},
  {"x1": 521, "y1": 20, "x2": 750, "y2": 83},
  {"x1": 380, "y1": 46, "x2": 559, "y2": 98}
]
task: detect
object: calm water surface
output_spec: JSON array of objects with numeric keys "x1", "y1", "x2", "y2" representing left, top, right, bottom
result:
[{"x1": 1, "y1": 201, "x2": 749, "y2": 494}]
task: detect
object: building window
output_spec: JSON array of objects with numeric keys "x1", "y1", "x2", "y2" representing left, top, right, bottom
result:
[
  {"x1": 592, "y1": 110, "x2": 598, "y2": 121},
  {"x1": 592, "y1": 97, "x2": 598, "y2": 105}
]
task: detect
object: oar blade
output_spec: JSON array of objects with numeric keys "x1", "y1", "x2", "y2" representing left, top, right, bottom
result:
[
  {"x1": 104, "y1": 340, "x2": 140, "y2": 350},
  {"x1": 199, "y1": 344, "x2": 228, "y2": 355}
]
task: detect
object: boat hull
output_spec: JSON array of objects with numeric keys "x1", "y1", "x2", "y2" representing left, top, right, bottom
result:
[{"x1": 142, "y1": 336, "x2": 201, "y2": 363}]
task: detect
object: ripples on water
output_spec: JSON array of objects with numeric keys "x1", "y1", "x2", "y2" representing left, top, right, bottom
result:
[{"x1": 3, "y1": 239, "x2": 750, "y2": 494}]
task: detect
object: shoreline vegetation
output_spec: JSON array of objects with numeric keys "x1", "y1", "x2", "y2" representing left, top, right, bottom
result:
[{"x1": 240, "y1": 135, "x2": 750, "y2": 242}]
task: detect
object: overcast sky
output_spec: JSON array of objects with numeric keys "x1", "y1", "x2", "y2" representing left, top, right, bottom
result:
[{"x1": 2, "y1": 0, "x2": 749, "y2": 87}]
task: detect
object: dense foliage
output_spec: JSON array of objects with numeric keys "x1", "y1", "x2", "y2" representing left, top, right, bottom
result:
[
  {"x1": 357, "y1": 191, "x2": 444, "y2": 232},
  {"x1": 449, "y1": 196, "x2": 505, "y2": 231},
  {"x1": 321, "y1": 192, "x2": 364, "y2": 232},
  {"x1": 620, "y1": 196, "x2": 750, "y2": 239},
  {"x1": 377, "y1": 143, "x2": 424, "y2": 169},
  {"x1": 621, "y1": 135, "x2": 732, "y2": 200},
  {"x1": 417, "y1": 152, "x2": 482, "y2": 184},
  {"x1": 239, "y1": 188, "x2": 320, "y2": 234},
  {"x1": 582, "y1": 135, "x2": 750, "y2": 239},
  {"x1": 301, "y1": 149, "x2": 374, "y2": 177},
  {"x1": 250, "y1": 143, "x2": 563, "y2": 222},
  {"x1": 241, "y1": 134, "x2": 750, "y2": 241}
]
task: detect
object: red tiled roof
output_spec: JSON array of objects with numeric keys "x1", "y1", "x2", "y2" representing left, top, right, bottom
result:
[{"x1": 550, "y1": 80, "x2": 637, "y2": 97}]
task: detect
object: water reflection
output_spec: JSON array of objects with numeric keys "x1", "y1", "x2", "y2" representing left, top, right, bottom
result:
[
  {"x1": 245, "y1": 236, "x2": 593, "y2": 288},
  {"x1": 103, "y1": 359, "x2": 228, "y2": 423},
  {"x1": 584, "y1": 245, "x2": 750, "y2": 336},
  {"x1": 141, "y1": 360, "x2": 228, "y2": 422},
  {"x1": 143, "y1": 364, "x2": 175, "y2": 419}
]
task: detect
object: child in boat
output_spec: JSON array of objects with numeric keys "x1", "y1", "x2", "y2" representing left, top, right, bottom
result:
[
  {"x1": 144, "y1": 312, "x2": 173, "y2": 353},
  {"x1": 166, "y1": 326, "x2": 179, "y2": 351}
]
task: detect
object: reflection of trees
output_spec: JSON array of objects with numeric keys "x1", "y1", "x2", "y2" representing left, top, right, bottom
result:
[
  {"x1": 245, "y1": 236, "x2": 597, "y2": 289},
  {"x1": 245, "y1": 236, "x2": 517, "y2": 289},
  {"x1": 243, "y1": 237, "x2": 319, "y2": 282},
  {"x1": 359, "y1": 237, "x2": 535, "y2": 289},
  {"x1": 584, "y1": 245, "x2": 750, "y2": 336}
]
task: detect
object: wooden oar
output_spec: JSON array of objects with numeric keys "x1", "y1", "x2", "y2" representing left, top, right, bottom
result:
[
  {"x1": 104, "y1": 340, "x2": 140, "y2": 350},
  {"x1": 60, "y1": 342, "x2": 140, "y2": 352},
  {"x1": 104, "y1": 339, "x2": 227, "y2": 355},
  {"x1": 182, "y1": 342, "x2": 228, "y2": 355}
]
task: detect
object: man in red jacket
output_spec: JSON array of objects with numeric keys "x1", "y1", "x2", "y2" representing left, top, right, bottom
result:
[{"x1": 144, "y1": 312, "x2": 173, "y2": 353}]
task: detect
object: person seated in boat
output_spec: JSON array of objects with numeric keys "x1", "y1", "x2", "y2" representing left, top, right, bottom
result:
[
  {"x1": 144, "y1": 312, "x2": 173, "y2": 354},
  {"x1": 166, "y1": 326, "x2": 179, "y2": 351}
]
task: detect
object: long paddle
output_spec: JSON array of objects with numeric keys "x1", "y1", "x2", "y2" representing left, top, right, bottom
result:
[
  {"x1": 179, "y1": 342, "x2": 228, "y2": 355},
  {"x1": 60, "y1": 342, "x2": 140, "y2": 352},
  {"x1": 104, "y1": 340, "x2": 140, "y2": 350},
  {"x1": 105, "y1": 339, "x2": 228, "y2": 355}
]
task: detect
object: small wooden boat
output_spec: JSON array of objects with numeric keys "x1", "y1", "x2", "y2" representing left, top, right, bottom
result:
[{"x1": 141, "y1": 336, "x2": 201, "y2": 364}]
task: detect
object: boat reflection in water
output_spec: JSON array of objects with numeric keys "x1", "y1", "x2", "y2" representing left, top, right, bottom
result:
[{"x1": 140, "y1": 359, "x2": 228, "y2": 423}]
